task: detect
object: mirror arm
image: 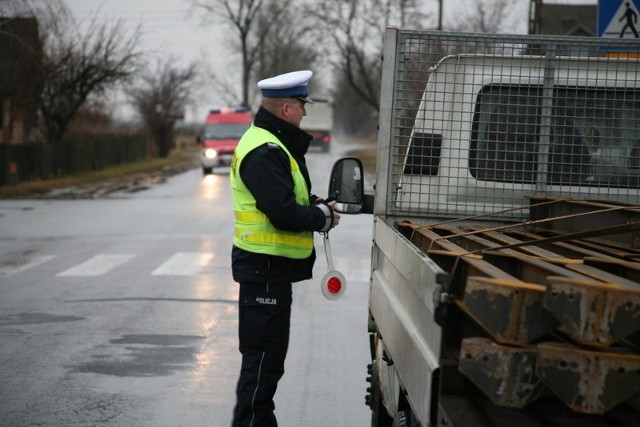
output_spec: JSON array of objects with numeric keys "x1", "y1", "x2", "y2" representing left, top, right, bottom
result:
[{"x1": 362, "y1": 192, "x2": 375, "y2": 215}]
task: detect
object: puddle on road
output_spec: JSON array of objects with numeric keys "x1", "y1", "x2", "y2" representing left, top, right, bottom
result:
[
  {"x1": 69, "y1": 334, "x2": 206, "y2": 377},
  {"x1": 0, "y1": 312, "x2": 84, "y2": 326}
]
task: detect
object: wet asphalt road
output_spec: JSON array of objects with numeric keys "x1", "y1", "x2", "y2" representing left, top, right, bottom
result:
[{"x1": 0, "y1": 145, "x2": 373, "y2": 426}]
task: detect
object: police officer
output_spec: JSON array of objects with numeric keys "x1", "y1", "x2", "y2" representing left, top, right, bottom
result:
[{"x1": 230, "y1": 70, "x2": 340, "y2": 427}]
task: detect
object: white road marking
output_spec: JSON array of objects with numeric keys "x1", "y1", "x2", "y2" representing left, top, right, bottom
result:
[
  {"x1": 0, "y1": 255, "x2": 56, "y2": 277},
  {"x1": 151, "y1": 252, "x2": 215, "y2": 276},
  {"x1": 57, "y1": 254, "x2": 135, "y2": 277}
]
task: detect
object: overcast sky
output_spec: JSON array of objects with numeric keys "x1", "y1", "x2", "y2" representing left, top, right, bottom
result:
[
  {"x1": 63, "y1": 0, "x2": 228, "y2": 122},
  {"x1": 64, "y1": 0, "x2": 220, "y2": 66},
  {"x1": 61, "y1": 0, "x2": 600, "y2": 122}
]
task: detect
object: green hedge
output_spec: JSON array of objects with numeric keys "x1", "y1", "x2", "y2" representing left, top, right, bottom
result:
[{"x1": 0, "y1": 134, "x2": 147, "y2": 187}]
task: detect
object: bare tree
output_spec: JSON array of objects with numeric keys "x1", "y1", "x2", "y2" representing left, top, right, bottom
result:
[
  {"x1": 0, "y1": 0, "x2": 42, "y2": 15},
  {"x1": 308, "y1": 0, "x2": 429, "y2": 112},
  {"x1": 67, "y1": 98, "x2": 116, "y2": 137},
  {"x1": 194, "y1": 0, "x2": 318, "y2": 108},
  {"x1": 130, "y1": 58, "x2": 197, "y2": 158},
  {"x1": 449, "y1": 0, "x2": 516, "y2": 34},
  {"x1": 29, "y1": 3, "x2": 142, "y2": 146},
  {"x1": 251, "y1": 2, "x2": 319, "y2": 83},
  {"x1": 190, "y1": 0, "x2": 294, "y2": 108}
]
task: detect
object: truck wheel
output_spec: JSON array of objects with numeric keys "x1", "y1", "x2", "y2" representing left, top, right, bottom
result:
[
  {"x1": 202, "y1": 166, "x2": 212, "y2": 175},
  {"x1": 368, "y1": 361, "x2": 394, "y2": 427}
]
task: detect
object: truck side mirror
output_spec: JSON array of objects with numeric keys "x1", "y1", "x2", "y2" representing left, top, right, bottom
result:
[{"x1": 328, "y1": 157, "x2": 365, "y2": 214}]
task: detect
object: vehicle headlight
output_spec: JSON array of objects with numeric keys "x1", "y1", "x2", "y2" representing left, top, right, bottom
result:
[{"x1": 204, "y1": 148, "x2": 218, "y2": 159}]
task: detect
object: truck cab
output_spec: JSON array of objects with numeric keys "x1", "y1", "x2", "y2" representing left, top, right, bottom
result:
[
  {"x1": 199, "y1": 108, "x2": 252, "y2": 174},
  {"x1": 399, "y1": 54, "x2": 640, "y2": 216}
]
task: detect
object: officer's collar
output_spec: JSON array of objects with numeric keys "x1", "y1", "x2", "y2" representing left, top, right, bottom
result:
[{"x1": 254, "y1": 106, "x2": 312, "y2": 156}]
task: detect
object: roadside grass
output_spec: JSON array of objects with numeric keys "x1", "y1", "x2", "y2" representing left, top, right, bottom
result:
[
  {"x1": 0, "y1": 136, "x2": 379, "y2": 199},
  {"x1": 0, "y1": 150, "x2": 195, "y2": 199}
]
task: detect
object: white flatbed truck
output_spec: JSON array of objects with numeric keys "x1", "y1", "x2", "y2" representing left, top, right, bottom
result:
[{"x1": 327, "y1": 29, "x2": 640, "y2": 427}]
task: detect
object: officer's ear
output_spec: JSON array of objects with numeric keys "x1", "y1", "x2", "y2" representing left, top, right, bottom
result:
[
  {"x1": 281, "y1": 99, "x2": 295, "y2": 119},
  {"x1": 282, "y1": 99, "x2": 292, "y2": 113}
]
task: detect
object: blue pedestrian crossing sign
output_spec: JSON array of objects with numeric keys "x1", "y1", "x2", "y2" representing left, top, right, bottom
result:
[{"x1": 599, "y1": 0, "x2": 640, "y2": 39}]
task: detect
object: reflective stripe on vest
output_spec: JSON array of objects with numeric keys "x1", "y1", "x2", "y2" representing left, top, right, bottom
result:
[{"x1": 230, "y1": 125, "x2": 313, "y2": 259}]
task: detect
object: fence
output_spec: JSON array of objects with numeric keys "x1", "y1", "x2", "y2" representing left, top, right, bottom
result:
[
  {"x1": 0, "y1": 134, "x2": 148, "y2": 187},
  {"x1": 378, "y1": 30, "x2": 640, "y2": 220}
]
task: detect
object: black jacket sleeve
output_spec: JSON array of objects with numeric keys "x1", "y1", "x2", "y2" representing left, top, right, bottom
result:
[{"x1": 239, "y1": 143, "x2": 328, "y2": 232}]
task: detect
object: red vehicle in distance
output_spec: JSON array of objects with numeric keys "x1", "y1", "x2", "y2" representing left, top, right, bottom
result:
[{"x1": 198, "y1": 107, "x2": 253, "y2": 174}]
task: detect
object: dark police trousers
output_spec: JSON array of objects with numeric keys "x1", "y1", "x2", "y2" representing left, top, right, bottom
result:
[{"x1": 232, "y1": 282, "x2": 292, "y2": 427}]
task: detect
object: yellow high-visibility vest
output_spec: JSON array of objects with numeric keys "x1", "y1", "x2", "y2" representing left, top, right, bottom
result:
[{"x1": 230, "y1": 125, "x2": 313, "y2": 259}]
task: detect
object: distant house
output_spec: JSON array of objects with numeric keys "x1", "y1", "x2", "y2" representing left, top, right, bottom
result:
[
  {"x1": 527, "y1": 3, "x2": 598, "y2": 56},
  {"x1": 532, "y1": 4, "x2": 598, "y2": 37},
  {"x1": 0, "y1": 17, "x2": 42, "y2": 145}
]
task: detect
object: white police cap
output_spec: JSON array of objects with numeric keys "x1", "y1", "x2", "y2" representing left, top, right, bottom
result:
[{"x1": 257, "y1": 70, "x2": 314, "y2": 103}]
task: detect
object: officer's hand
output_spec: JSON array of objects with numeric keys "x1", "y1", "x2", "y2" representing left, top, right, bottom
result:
[{"x1": 328, "y1": 201, "x2": 341, "y2": 228}]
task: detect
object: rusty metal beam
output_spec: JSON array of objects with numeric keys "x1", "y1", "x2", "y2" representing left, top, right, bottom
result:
[
  {"x1": 427, "y1": 247, "x2": 560, "y2": 345},
  {"x1": 481, "y1": 251, "x2": 595, "y2": 288},
  {"x1": 443, "y1": 226, "x2": 640, "y2": 346},
  {"x1": 426, "y1": 249, "x2": 515, "y2": 296},
  {"x1": 545, "y1": 276, "x2": 640, "y2": 347},
  {"x1": 584, "y1": 257, "x2": 640, "y2": 284},
  {"x1": 529, "y1": 196, "x2": 640, "y2": 250},
  {"x1": 456, "y1": 277, "x2": 557, "y2": 345},
  {"x1": 433, "y1": 225, "x2": 499, "y2": 254},
  {"x1": 403, "y1": 222, "x2": 636, "y2": 345},
  {"x1": 465, "y1": 248, "x2": 640, "y2": 347},
  {"x1": 536, "y1": 342, "x2": 640, "y2": 414},
  {"x1": 569, "y1": 238, "x2": 640, "y2": 260},
  {"x1": 405, "y1": 226, "x2": 559, "y2": 344},
  {"x1": 397, "y1": 210, "x2": 640, "y2": 414},
  {"x1": 399, "y1": 220, "x2": 468, "y2": 254},
  {"x1": 566, "y1": 263, "x2": 640, "y2": 290},
  {"x1": 505, "y1": 229, "x2": 620, "y2": 261},
  {"x1": 402, "y1": 221, "x2": 640, "y2": 346},
  {"x1": 459, "y1": 337, "x2": 546, "y2": 408},
  {"x1": 477, "y1": 229, "x2": 579, "y2": 264}
]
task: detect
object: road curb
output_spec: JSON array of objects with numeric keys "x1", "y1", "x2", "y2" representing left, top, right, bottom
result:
[{"x1": 46, "y1": 158, "x2": 198, "y2": 199}]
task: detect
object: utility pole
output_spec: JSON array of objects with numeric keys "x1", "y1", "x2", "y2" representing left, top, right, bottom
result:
[
  {"x1": 438, "y1": 0, "x2": 443, "y2": 30},
  {"x1": 529, "y1": 0, "x2": 542, "y2": 34}
]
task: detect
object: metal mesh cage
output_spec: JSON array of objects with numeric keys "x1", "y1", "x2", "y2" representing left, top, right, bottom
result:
[{"x1": 379, "y1": 30, "x2": 640, "y2": 220}]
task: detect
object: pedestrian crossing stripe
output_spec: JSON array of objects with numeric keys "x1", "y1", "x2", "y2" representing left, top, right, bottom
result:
[
  {"x1": 599, "y1": 0, "x2": 640, "y2": 39},
  {"x1": 57, "y1": 254, "x2": 136, "y2": 277},
  {"x1": 152, "y1": 252, "x2": 215, "y2": 276},
  {"x1": 2, "y1": 252, "x2": 219, "y2": 277},
  {"x1": 0, "y1": 250, "x2": 360, "y2": 279}
]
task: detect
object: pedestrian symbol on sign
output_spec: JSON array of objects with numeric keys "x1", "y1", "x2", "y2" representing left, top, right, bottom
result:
[
  {"x1": 619, "y1": 2, "x2": 639, "y2": 38},
  {"x1": 599, "y1": 0, "x2": 640, "y2": 39}
]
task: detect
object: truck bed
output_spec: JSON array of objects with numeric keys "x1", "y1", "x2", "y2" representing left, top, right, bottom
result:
[{"x1": 390, "y1": 197, "x2": 640, "y2": 425}]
